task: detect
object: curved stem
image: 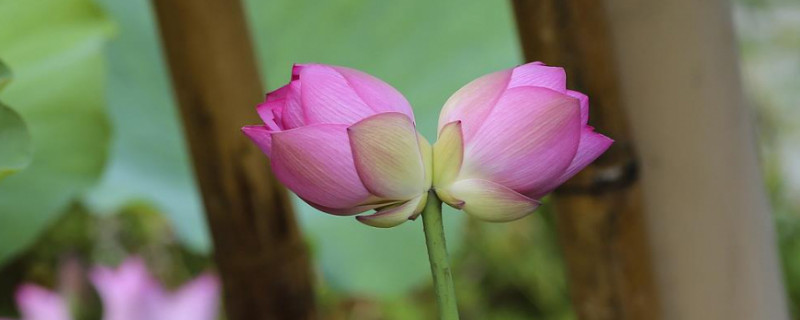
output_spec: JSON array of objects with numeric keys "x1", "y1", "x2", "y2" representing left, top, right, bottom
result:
[{"x1": 421, "y1": 190, "x2": 459, "y2": 319}]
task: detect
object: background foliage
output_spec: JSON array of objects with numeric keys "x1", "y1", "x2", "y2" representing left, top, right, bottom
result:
[
  {"x1": 735, "y1": 0, "x2": 800, "y2": 316},
  {"x1": 0, "y1": 0, "x2": 112, "y2": 264},
  {"x1": 0, "y1": 59, "x2": 32, "y2": 181}
]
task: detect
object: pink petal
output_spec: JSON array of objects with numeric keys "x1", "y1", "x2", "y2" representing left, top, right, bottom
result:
[
  {"x1": 271, "y1": 124, "x2": 371, "y2": 210},
  {"x1": 291, "y1": 63, "x2": 304, "y2": 79},
  {"x1": 296, "y1": 64, "x2": 375, "y2": 125},
  {"x1": 528, "y1": 127, "x2": 614, "y2": 198},
  {"x1": 332, "y1": 66, "x2": 414, "y2": 120},
  {"x1": 347, "y1": 112, "x2": 425, "y2": 199},
  {"x1": 15, "y1": 284, "x2": 70, "y2": 320},
  {"x1": 305, "y1": 197, "x2": 398, "y2": 216},
  {"x1": 508, "y1": 62, "x2": 567, "y2": 93},
  {"x1": 567, "y1": 90, "x2": 589, "y2": 125},
  {"x1": 242, "y1": 125, "x2": 273, "y2": 157},
  {"x1": 462, "y1": 87, "x2": 582, "y2": 195},
  {"x1": 155, "y1": 274, "x2": 220, "y2": 320},
  {"x1": 439, "y1": 69, "x2": 512, "y2": 143},
  {"x1": 432, "y1": 120, "x2": 464, "y2": 189},
  {"x1": 89, "y1": 258, "x2": 222, "y2": 320},
  {"x1": 432, "y1": 121, "x2": 465, "y2": 208},
  {"x1": 446, "y1": 179, "x2": 541, "y2": 222},
  {"x1": 356, "y1": 194, "x2": 425, "y2": 228},
  {"x1": 418, "y1": 132, "x2": 433, "y2": 190},
  {"x1": 279, "y1": 81, "x2": 306, "y2": 129},
  {"x1": 256, "y1": 102, "x2": 281, "y2": 131},
  {"x1": 257, "y1": 85, "x2": 291, "y2": 130},
  {"x1": 90, "y1": 257, "x2": 157, "y2": 320},
  {"x1": 266, "y1": 83, "x2": 290, "y2": 102}
]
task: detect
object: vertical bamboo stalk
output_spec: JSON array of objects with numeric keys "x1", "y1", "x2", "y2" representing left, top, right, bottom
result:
[
  {"x1": 603, "y1": 1, "x2": 789, "y2": 319},
  {"x1": 150, "y1": 0, "x2": 316, "y2": 319},
  {"x1": 511, "y1": 1, "x2": 660, "y2": 319}
]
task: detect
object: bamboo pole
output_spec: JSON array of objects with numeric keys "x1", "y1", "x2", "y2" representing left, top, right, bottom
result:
[
  {"x1": 511, "y1": 1, "x2": 660, "y2": 319},
  {"x1": 513, "y1": 0, "x2": 790, "y2": 319},
  {"x1": 150, "y1": 0, "x2": 316, "y2": 319},
  {"x1": 604, "y1": 1, "x2": 789, "y2": 319}
]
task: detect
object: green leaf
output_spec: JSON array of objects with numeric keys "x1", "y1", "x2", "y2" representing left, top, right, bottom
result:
[
  {"x1": 0, "y1": 59, "x2": 10, "y2": 90},
  {"x1": 0, "y1": 59, "x2": 31, "y2": 181},
  {"x1": 245, "y1": 0, "x2": 521, "y2": 296},
  {"x1": 0, "y1": 0, "x2": 113, "y2": 264},
  {"x1": 0, "y1": 102, "x2": 31, "y2": 180}
]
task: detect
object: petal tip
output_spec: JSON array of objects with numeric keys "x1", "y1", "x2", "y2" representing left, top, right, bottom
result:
[
  {"x1": 355, "y1": 214, "x2": 395, "y2": 228},
  {"x1": 241, "y1": 125, "x2": 261, "y2": 133},
  {"x1": 356, "y1": 196, "x2": 424, "y2": 228},
  {"x1": 291, "y1": 63, "x2": 306, "y2": 79},
  {"x1": 449, "y1": 179, "x2": 541, "y2": 222}
]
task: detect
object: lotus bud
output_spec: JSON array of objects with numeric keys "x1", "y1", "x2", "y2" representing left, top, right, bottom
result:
[
  {"x1": 242, "y1": 64, "x2": 432, "y2": 228},
  {"x1": 432, "y1": 62, "x2": 613, "y2": 222}
]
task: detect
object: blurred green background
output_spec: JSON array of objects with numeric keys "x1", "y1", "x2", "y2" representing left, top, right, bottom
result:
[{"x1": 0, "y1": 0, "x2": 798, "y2": 319}]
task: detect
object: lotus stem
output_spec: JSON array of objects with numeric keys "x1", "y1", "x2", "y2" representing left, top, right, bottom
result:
[{"x1": 421, "y1": 190, "x2": 459, "y2": 319}]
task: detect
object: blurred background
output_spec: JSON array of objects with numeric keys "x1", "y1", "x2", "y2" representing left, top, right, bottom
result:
[{"x1": 0, "y1": 0, "x2": 798, "y2": 319}]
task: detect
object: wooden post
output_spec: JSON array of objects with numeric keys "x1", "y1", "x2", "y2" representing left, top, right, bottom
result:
[
  {"x1": 603, "y1": 1, "x2": 789, "y2": 319},
  {"x1": 150, "y1": 0, "x2": 316, "y2": 319},
  {"x1": 511, "y1": 1, "x2": 660, "y2": 319}
]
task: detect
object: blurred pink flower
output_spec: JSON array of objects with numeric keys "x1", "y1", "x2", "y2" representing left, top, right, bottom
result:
[
  {"x1": 89, "y1": 257, "x2": 220, "y2": 320},
  {"x1": 242, "y1": 63, "x2": 432, "y2": 228},
  {"x1": 9, "y1": 284, "x2": 71, "y2": 320},
  {"x1": 433, "y1": 62, "x2": 613, "y2": 222}
]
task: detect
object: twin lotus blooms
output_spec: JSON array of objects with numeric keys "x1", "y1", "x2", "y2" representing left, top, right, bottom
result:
[
  {"x1": 4, "y1": 258, "x2": 219, "y2": 320},
  {"x1": 243, "y1": 62, "x2": 612, "y2": 227}
]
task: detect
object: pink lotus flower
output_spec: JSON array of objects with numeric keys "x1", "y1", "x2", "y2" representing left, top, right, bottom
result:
[
  {"x1": 6, "y1": 284, "x2": 71, "y2": 320},
  {"x1": 89, "y1": 257, "x2": 220, "y2": 320},
  {"x1": 432, "y1": 62, "x2": 613, "y2": 222},
  {"x1": 243, "y1": 64, "x2": 432, "y2": 228}
]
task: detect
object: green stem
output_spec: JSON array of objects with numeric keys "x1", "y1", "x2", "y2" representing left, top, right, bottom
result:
[{"x1": 421, "y1": 190, "x2": 459, "y2": 319}]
